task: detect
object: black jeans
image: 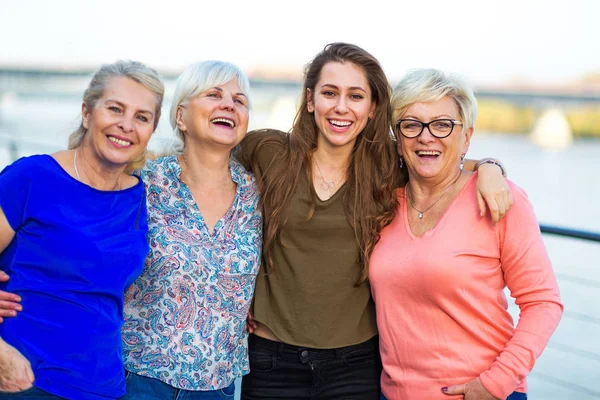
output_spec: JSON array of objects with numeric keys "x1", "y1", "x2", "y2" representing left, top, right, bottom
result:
[{"x1": 241, "y1": 334, "x2": 381, "y2": 400}]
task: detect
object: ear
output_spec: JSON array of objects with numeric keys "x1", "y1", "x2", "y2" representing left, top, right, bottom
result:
[
  {"x1": 396, "y1": 138, "x2": 403, "y2": 157},
  {"x1": 462, "y1": 126, "x2": 474, "y2": 154},
  {"x1": 306, "y1": 88, "x2": 314, "y2": 113},
  {"x1": 176, "y1": 105, "x2": 187, "y2": 132},
  {"x1": 81, "y1": 102, "x2": 90, "y2": 130},
  {"x1": 369, "y1": 102, "x2": 376, "y2": 119}
]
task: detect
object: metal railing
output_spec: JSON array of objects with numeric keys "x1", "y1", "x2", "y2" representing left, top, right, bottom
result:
[{"x1": 540, "y1": 224, "x2": 600, "y2": 242}]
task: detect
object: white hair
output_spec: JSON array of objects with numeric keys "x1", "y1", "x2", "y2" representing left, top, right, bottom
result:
[{"x1": 169, "y1": 60, "x2": 251, "y2": 147}]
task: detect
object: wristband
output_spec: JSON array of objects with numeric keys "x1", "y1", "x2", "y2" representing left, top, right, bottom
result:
[{"x1": 475, "y1": 158, "x2": 507, "y2": 178}]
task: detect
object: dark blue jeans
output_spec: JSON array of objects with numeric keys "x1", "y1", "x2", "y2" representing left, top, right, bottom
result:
[
  {"x1": 380, "y1": 391, "x2": 527, "y2": 399},
  {"x1": 0, "y1": 387, "x2": 63, "y2": 399},
  {"x1": 121, "y1": 371, "x2": 235, "y2": 400},
  {"x1": 242, "y1": 334, "x2": 381, "y2": 400}
]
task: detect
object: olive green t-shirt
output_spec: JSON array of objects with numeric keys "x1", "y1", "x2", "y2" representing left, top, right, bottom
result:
[{"x1": 238, "y1": 129, "x2": 377, "y2": 349}]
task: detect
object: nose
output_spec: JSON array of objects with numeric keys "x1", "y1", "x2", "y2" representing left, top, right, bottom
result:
[
  {"x1": 334, "y1": 96, "x2": 348, "y2": 114},
  {"x1": 118, "y1": 114, "x2": 135, "y2": 133},
  {"x1": 417, "y1": 124, "x2": 436, "y2": 143},
  {"x1": 220, "y1": 94, "x2": 235, "y2": 111}
]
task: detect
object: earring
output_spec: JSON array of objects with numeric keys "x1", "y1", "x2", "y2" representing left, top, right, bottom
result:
[
  {"x1": 460, "y1": 154, "x2": 465, "y2": 170},
  {"x1": 399, "y1": 156, "x2": 404, "y2": 169}
]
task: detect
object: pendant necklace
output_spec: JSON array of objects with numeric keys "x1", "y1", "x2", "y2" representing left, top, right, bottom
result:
[
  {"x1": 406, "y1": 171, "x2": 462, "y2": 219},
  {"x1": 314, "y1": 158, "x2": 345, "y2": 198}
]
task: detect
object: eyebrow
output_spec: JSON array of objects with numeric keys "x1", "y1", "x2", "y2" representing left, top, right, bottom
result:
[
  {"x1": 321, "y1": 83, "x2": 367, "y2": 93},
  {"x1": 105, "y1": 99, "x2": 154, "y2": 116},
  {"x1": 402, "y1": 114, "x2": 455, "y2": 120},
  {"x1": 212, "y1": 87, "x2": 247, "y2": 98}
]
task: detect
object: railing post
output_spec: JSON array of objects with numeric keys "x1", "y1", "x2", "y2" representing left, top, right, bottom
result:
[{"x1": 9, "y1": 140, "x2": 18, "y2": 162}]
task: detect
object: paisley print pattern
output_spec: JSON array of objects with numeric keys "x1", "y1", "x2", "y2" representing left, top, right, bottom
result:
[{"x1": 122, "y1": 156, "x2": 262, "y2": 390}]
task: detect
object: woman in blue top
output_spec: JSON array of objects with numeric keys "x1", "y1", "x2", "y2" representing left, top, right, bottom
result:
[{"x1": 0, "y1": 60, "x2": 164, "y2": 399}]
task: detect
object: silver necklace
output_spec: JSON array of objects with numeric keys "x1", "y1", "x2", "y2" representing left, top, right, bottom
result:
[
  {"x1": 73, "y1": 148, "x2": 81, "y2": 181},
  {"x1": 406, "y1": 171, "x2": 462, "y2": 219},
  {"x1": 314, "y1": 158, "x2": 344, "y2": 197}
]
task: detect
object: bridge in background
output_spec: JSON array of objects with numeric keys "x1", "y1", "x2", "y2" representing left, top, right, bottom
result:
[{"x1": 1, "y1": 67, "x2": 600, "y2": 107}]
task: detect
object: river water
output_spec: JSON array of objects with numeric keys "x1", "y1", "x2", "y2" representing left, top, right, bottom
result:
[{"x1": 0, "y1": 91, "x2": 599, "y2": 399}]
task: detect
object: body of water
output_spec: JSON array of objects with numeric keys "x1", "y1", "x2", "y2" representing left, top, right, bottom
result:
[{"x1": 0, "y1": 90, "x2": 599, "y2": 399}]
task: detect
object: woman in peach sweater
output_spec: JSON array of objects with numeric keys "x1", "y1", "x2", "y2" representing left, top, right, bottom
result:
[{"x1": 370, "y1": 69, "x2": 563, "y2": 400}]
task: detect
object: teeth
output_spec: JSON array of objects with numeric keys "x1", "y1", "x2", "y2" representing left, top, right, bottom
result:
[
  {"x1": 108, "y1": 136, "x2": 132, "y2": 146},
  {"x1": 416, "y1": 151, "x2": 440, "y2": 156},
  {"x1": 211, "y1": 118, "x2": 235, "y2": 128},
  {"x1": 329, "y1": 119, "x2": 352, "y2": 127}
]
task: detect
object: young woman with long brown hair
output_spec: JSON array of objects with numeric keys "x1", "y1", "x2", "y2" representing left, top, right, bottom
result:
[{"x1": 237, "y1": 43, "x2": 511, "y2": 400}]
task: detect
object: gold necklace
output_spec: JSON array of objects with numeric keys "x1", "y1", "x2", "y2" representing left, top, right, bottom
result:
[{"x1": 406, "y1": 171, "x2": 462, "y2": 219}]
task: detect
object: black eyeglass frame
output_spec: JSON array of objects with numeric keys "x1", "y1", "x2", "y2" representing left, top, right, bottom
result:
[{"x1": 395, "y1": 119, "x2": 463, "y2": 139}]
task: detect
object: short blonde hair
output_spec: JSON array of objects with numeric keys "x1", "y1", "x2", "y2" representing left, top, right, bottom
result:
[
  {"x1": 68, "y1": 60, "x2": 164, "y2": 172},
  {"x1": 169, "y1": 60, "x2": 251, "y2": 147},
  {"x1": 391, "y1": 68, "x2": 478, "y2": 132}
]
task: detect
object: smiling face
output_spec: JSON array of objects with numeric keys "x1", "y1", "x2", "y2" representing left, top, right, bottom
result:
[
  {"x1": 307, "y1": 61, "x2": 375, "y2": 153},
  {"x1": 82, "y1": 76, "x2": 157, "y2": 169},
  {"x1": 176, "y1": 78, "x2": 249, "y2": 150},
  {"x1": 397, "y1": 95, "x2": 473, "y2": 181}
]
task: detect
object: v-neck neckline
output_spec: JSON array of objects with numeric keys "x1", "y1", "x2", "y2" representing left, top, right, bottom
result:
[
  {"x1": 403, "y1": 173, "x2": 476, "y2": 240},
  {"x1": 173, "y1": 156, "x2": 240, "y2": 238}
]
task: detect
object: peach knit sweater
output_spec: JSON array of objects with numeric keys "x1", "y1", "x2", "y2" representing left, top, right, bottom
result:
[{"x1": 370, "y1": 174, "x2": 563, "y2": 400}]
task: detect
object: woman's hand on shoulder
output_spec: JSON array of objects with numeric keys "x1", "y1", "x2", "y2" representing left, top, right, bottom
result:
[
  {"x1": 0, "y1": 340, "x2": 35, "y2": 391},
  {"x1": 442, "y1": 377, "x2": 500, "y2": 400},
  {"x1": 476, "y1": 163, "x2": 513, "y2": 224}
]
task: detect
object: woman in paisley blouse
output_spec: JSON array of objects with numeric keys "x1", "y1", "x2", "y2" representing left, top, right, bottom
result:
[{"x1": 120, "y1": 61, "x2": 262, "y2": 399}]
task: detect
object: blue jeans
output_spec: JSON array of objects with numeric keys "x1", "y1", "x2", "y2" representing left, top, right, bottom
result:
[
  {"x1": 121, "y1": 371, "x2": 235, "y2": 400},
  {"x1": 0, "y1": 387, "x2": 63, "y2": 399},
  {"x1": 380, "y1": 391, "x2": 527, "y2": 399}
]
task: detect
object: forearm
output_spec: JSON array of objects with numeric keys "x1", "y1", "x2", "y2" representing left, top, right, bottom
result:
[
  {"x1": 463, "y1": 158, "x2": 478, "y2": 171},
  {"x1": 480, "y1": 299, "x2": 562, "y2": 398},
  {"x1": 0, "y1": 207, "x2": 16, "y2": 254},
  {"x1": 465, "y1": 157, "x2": 507, "y2": 177}
]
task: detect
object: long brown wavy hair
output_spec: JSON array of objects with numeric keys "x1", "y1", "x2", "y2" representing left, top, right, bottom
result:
[{"x1": 251, "y1": 43, "x2": 405, "y2": 282}]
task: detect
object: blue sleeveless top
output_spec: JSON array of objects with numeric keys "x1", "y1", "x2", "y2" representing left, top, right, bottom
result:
[{"x1": 0, "y1": 155, "x2": 148, "y2": 399}]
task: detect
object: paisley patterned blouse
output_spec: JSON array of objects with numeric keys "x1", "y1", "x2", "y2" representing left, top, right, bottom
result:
[{"x1": 122, "y1": 155, "x2": 262, "y2": 390}]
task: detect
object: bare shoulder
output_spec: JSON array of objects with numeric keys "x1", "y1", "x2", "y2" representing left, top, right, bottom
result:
[
  {"x1": 50, "y1": 150, "x2": 75, "y2": 176},
  {"x1": 50, "y1": 150, "x2": 72, "y2": 164},
  {"x1": 121, "y1": 174, "x2": 140, "y2": 190}
]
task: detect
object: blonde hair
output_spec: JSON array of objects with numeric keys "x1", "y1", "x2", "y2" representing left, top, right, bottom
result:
[
  {"x1": 68, "y1": 60, "x2": 164, "y2": 172},
  {"x1": 391, "y1": 68, "x2": 478, "y2": 132}
]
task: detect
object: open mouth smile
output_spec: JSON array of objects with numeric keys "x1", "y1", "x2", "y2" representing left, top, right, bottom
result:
[
  {"x1": 108, "y1": 136, "x2": 133, "y2": 147},
  {"x1": 416, "y1": 150, "x2": 441, "y2": 158},
  {"x1": 211, "y1": 118, "x2": 236, "y2": 128}
]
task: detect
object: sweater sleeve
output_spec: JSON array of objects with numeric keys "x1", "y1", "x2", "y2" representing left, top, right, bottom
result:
[{"x1": 479, "y1": 183, "x2": 563, "y2": 399}]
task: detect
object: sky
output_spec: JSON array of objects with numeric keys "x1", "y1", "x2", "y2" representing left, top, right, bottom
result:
[{"x1": 1, "y1": 0, "x2": 599, "y2": 86}]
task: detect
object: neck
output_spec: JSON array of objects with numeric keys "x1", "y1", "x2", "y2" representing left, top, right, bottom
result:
[
  {"x1": 179, "y1": 143, "x2": 232, "y2": 188},
  {"x1": 75, "y1": 145, "x2": 126, "y2": 191},
  {"x1": 312, "y1": 144, "x2": 352, "y2": 171},
  {"x1": 407, "y1": 168, "x2": 463, "y2": 199}
]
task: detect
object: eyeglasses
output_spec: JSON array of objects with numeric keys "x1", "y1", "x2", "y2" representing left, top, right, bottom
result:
[{"x1": 396, "y1": 119, "x2": 463, "y2": 139}]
